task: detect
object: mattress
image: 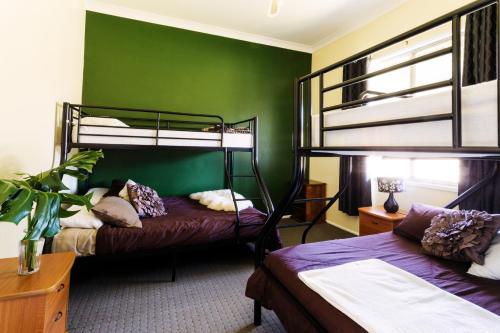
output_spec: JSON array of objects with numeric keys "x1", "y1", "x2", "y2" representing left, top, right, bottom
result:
[
  {"x1": 246, "y1": 232, "x2": 500, "y2": 333},
  {"x1": 95, "y1": 196, "x2": 279, "y2": 255},
  {"x1": 312, "y1": 80, "x2": 498, "y2": 148},
  {"x1": 72, "y1": 125, "x2": 252, "y2": 148}
]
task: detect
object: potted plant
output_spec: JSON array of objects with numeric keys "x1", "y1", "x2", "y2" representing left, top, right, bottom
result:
[{"x1": 0, "y1": 150, "x2": 103, "y2": 275}]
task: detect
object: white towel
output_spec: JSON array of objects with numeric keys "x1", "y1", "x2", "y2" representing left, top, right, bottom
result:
[{"x1": 298, "y1": 259, "x2": 500, "y2": 333}]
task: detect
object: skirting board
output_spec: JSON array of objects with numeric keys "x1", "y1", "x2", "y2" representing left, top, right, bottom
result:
[{"x1": 325, "y1": 219, "x2": 359, "y2": 236}]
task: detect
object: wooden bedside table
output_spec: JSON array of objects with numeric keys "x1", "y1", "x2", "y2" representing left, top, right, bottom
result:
[
  {"x1": 0, "y1": 252, "x2": 75, "y2": 333},
  {"x1": 358, "y1": 206, "x2": 406, "y2": 236},
  {"x1": 292, "y1": 180, "x2": 327, "y2": 224}
]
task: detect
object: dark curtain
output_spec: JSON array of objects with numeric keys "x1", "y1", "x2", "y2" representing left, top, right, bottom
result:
[
  {"x1": 342, "y1": 58, "x2": 368, "y2": 105},
  {"x1": 462, "y1": 4, "x2": 497, "y2": 86},
  {"x1": 338, "y1": 58, "x2": 372, "y2": 216},
  {"x1": 459, "y1": 5, "x2": 499, "y2": 212},
  {"x1": 459, "y1": 160, "x2": 500, "y2": 213},
  {"x1": 339, "y1": 156, "x2": 372, "y2": 216}
]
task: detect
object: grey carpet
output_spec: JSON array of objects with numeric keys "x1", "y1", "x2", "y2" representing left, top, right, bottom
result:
[{"x1": 68, "y1": 222, "x2": 354, "y2": 333}]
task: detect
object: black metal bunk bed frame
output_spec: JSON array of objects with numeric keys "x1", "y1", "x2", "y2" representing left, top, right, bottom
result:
[
  {"x1": 59, "y1": 102, "x2": 274, "y2": 280},
  {"x1": 252, "y1": 0, "x2": 500, "y2": 329}
]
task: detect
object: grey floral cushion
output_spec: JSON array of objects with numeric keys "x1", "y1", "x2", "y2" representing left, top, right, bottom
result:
[
  {"x1": 127, "y1": 183, "x2": 166, "y2": 218},
  {"x1": 421, "y1": 210, "x2": 499, "y2": 264}
]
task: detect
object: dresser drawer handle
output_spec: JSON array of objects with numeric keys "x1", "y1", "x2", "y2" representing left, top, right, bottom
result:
[
  {"x1": 54, "y1": 311, "x2": 63, "y2": 322},
  {"x1": 57, "y1": 283, "x2": 65, "y2": 292},
  {"x1": 371, "y1": 220, "x2": 380, "y2": 225}
]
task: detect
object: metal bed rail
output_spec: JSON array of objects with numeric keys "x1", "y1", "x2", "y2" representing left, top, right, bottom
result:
[
  {"x1": 60, "y1": 103, "x2": 257, "y2": 163},
  {"x1": 297, "y1": 0, "x2": 500, "y2": 153},
  {"x1": 252, "y1": 0, "x2": 500, "y2": 327}
]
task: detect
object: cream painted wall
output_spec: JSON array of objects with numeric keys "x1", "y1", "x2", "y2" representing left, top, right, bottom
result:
[
  {"x1": 0, "y1": 0, "x2": 85, "y2": 258},
  {"x1": 310, "y1": 0, "x2": 474, "y2": 234}
]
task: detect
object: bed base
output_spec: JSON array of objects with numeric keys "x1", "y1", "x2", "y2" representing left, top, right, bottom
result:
[{"x1": 252, "y1": 0, "x2": 500, "y2": 329}]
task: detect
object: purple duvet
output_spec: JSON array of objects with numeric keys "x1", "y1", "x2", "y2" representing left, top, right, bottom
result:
[
  {"x1": 96, "y1": 196, "x2": 274, "y2": 254},
  {"x1": 246, "y1": 232, "x2": 500, "y2": 333}
]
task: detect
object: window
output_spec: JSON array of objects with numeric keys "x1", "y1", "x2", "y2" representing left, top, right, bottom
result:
[
  {"x1": 367, "y1": 157, "x2": 459, "y2": 189},
  {"x1": 367, "y1": 35, "x2": 453, "y2": 97}
]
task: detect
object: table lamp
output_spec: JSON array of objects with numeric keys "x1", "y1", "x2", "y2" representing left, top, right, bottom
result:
[{"x1": 377, "y1": 177, "x2": 405, "y2": 213}]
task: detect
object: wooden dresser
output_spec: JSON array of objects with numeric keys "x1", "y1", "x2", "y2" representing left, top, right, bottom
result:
[
  {"x1": 0, "y1": 252, "x2": 75, "y2": 333},
  {"x1": 292, "y1": 180, "x2": 327, "y2": 224},
  {"x1": 358, "y1": 206, "x2": 406, "y2": 236}
]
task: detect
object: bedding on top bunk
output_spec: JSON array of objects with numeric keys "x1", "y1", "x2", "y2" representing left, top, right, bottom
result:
[
  {"x1": 246, "y1": 232, "x2": 500, "y2": 333},
  {"x1": 54, "y1": 196, "x2": 276, "y2": 256},
  {"x1": 312, "y1": 79, "x2": 498, "y2": 147},
  {"x1": 71, "y1": 117, "x2": 253, "y2": 148}
]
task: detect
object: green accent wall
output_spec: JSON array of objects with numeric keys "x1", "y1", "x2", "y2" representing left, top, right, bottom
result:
[{"x1": 82, "y1": 12, "x2": 310, "y2": 201}]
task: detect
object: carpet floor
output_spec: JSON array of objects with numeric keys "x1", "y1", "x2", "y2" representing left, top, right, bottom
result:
[{"x1": 68, "y1": 221, "x2": 354, "y2": 333}]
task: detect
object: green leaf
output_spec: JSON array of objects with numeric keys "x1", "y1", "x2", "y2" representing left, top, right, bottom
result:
[
  {"x1": 42, "y1": 194, "x2": 61, "y2": 238},
  {"x1": 24, "y1": 192, "x2": 51, "y2": 240},
  {"x1": 0, "y1": 188, "x2": 34, "y2": 224},
  {"x1": 39, "y1": 172, "x2": 68, "y2": 192},
  {"x1": 60, "y1": 192, "x2": 93, "y2": 209},
  {"x1": 0, "y1": 180, "x2": 19, "y2": 206},
  {"x1": 58, "y1": 208, "x2": 79, "y2": 218}
]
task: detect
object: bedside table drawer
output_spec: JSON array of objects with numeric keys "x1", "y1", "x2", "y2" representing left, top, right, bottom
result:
[
  {"x1": 44, "y1": 273, "x2": 70, "y2": 333},
  {"x1": 360, "y1": 216, "x2": 394, "y2": 235}
]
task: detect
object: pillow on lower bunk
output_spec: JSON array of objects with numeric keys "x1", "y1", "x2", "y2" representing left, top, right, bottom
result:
[
  {"x1": 468, "y1": 232, "x2": 500, "y2": 280},
  {"x1": 421, "y1": 210, "x2": 499, "y2": 264},
  {"x1": 189, "y1": 189, "x2": 253, "y2": 212},
  {"x1": 393, "y1": 203, "x2": 453, "y2": 242},
  {"x1": 60, "y1": 188, "x2": 107, "y2": 229},
  {"x1": 92, "y1": 197, "x2": 142, "y2": 228},
  {"x1": 127, "y1": 183, "x2": 166, "y2": 217}
]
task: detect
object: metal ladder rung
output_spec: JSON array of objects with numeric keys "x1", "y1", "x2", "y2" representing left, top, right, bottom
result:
[{"x1": 293, "y1": 196, "x2": 336, "y2": 204}]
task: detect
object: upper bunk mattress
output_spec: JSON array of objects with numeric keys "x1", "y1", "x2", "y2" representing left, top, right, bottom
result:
[
  {"x1": 312, "y1": 80, "x2": 498, "y2": 148},
  {"x1": 95, "y1": 196, "x2": 273, "y2": 254},
  {"x1": 246, "y1": 232, "x2": 500, "y2": 333},
  {"x1": 72, "y1": 126, "x2": 252, "y2": 148}
]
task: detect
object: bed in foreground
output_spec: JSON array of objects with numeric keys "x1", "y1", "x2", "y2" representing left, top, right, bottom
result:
[{"x1": 246, "y1": 231, "x2": 500, "y2": 333}]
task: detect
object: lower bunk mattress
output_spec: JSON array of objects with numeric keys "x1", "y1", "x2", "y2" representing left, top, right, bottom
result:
[
  {"x1": 53, "y1": 196, "x2": 274, "y2": 256},
  {"x1": 245, "y1": 232, "x2": 500, "y2": 333}
]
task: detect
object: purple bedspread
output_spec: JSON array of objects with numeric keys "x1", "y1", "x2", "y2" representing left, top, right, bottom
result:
[
  {"x1": 96, "y1": 196, "x2": 273, "y2": 254},
  {"x1": 246, "y1": 232, "x2": 500, "y2": 333}
]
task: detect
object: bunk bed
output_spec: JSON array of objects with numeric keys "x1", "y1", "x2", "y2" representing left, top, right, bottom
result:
[
  {"x1": 55, "y1": 103, "x2": 277, "y2": 280},
  {"x1": 246, "y1": 0, "x2": 500, "y2": 331}
]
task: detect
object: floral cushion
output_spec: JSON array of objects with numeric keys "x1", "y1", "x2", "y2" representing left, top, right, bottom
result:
[
  {"x1": 421, "y1": 210, "x2": 499, "y2": 264},
  {"x1": 127, "y1": 183, "x2": 166, "y2": 218}
]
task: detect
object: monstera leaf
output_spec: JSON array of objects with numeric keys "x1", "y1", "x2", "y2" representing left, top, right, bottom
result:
[{"x1": 0, "y1": 150, "x2": 103, "y2": 241}]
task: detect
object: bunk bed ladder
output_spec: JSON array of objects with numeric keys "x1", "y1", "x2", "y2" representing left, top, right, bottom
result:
[{"x1": 223, "y1": 118, "x2": 274, "y2": 244}]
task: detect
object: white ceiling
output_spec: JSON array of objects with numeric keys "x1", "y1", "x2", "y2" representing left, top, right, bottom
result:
[{"x1": 85, "y1": 0, "x2": 408, "y2": 53}]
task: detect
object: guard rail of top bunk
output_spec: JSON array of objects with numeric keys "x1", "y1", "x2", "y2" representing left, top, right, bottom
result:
[
  {"x1": 60, "y1": 102, "x2": 257, "y2": 162},
  {"x1": 253, "y1": 0, "x2": 500, "y2": 325},
  {"x1": 296, "y1": 0, "x2": 500, "y2": 155},
  {"x1": 60, "y1": 102, "x2": 274, "y2": 242}
]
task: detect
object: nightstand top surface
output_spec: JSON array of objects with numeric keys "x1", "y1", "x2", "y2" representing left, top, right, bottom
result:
[
  {"x1": 358, "y1": 206, "x2": 406, "y2": 221},
  {"x1": 0, "y1": 252, "x2": 75, "y2": 301}
]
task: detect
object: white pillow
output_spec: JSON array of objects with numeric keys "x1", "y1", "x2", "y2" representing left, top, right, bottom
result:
[
  {"x1": 468, "y1": 233, "x2": 500, "y2": 280},
  {"x1": 189, "y1": 189, "x2": 253, "y2": 212},
  {"x1": 118, "y1": 179, "x2": 136, "y2": 202},
  {"x1": 79, "y1": 117, "x2": 129, "y2": 128},
  {"x1": 60, "y1": 188, "x2": 108, "y2": 229}
]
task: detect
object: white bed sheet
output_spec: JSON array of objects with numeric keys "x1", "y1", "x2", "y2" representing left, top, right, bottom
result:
[
  {"x1": 312, "y1": 80, "x2": 498, "y2": 147},
  {"x1": 72, "y1": 126, "x2": 252, "y2": 148}
]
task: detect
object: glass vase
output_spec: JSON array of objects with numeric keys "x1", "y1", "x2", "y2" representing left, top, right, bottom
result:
[{"x1": 18, "y1": 238, "x2": 45, "y2": 275}]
